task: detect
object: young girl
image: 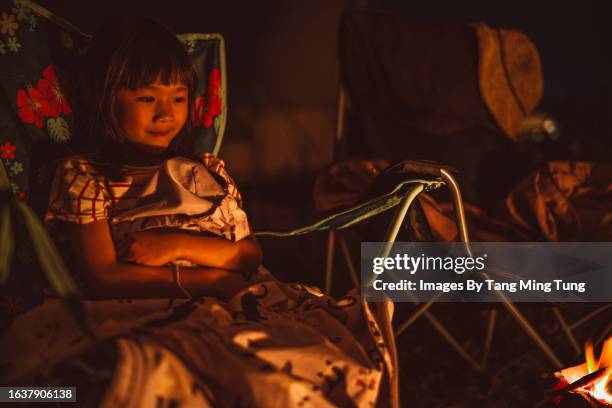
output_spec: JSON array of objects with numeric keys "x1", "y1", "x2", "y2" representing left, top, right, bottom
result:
[
  {"x1": 45, "y1": 17, "x2": 262, "y2": 301},
  {"x1": 27, "y1": 16, "x2": 391, "y2": 407}
]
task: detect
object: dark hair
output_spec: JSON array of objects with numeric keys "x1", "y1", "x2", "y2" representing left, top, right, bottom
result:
[{"x1": 77, "y1": 16, "x2": 197, "y2": 177}]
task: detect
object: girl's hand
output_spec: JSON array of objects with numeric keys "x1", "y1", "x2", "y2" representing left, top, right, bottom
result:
[{"x1": 116, "y1": 231, "x2": 181, "y2": 266}]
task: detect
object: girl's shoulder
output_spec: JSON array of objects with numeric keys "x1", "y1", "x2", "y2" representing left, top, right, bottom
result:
[
  {"x1": 46, "y1": 154, "x2": 112, "y2": 225},
  {"x1": 55, "y1": 154, "x2": 105, "y2": 178},
  {"x1": 49, "y1": 154, "x2": 110, "y2": 200}
]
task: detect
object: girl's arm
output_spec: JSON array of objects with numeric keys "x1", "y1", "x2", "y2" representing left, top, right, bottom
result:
[
  {"x1": 67, "y1": 221, "x2": 251, "y2": 300},
  {"x1": 117, "y1": 230, "x2": 263, "y2": 272},
  {"x1": 173, "y1": 232, "x2": 263, "y2": 271}
]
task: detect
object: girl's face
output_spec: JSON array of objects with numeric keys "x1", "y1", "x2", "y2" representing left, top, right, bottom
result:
[{"x1": 115, "y1": 81, "x2": 188, "y2": 152}]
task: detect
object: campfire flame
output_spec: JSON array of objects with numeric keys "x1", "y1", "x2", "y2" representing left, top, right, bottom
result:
[{"x1": 555, "y1": 336, "x2": 612, "y2": 405}]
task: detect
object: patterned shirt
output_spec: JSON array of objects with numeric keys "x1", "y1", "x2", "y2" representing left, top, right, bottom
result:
[{"x1": 45, "y1": 152, "x2": 249, "y2": 244}]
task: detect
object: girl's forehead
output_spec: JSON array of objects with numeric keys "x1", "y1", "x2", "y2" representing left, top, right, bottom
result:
[
  {"x1": 127, "y1": 82, "x2": 188, "y2": 92},
  {"x1": 143, "y1": 82, "x2": 188, "y2": 90}
]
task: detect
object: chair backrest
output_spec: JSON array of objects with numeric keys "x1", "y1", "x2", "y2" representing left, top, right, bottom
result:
[
  {"x1": 0, "y1": 0, "x2": 227, "y2": 203},
  {"x1": 336, "y1": 10, "x2": 543, "y2": 207}
]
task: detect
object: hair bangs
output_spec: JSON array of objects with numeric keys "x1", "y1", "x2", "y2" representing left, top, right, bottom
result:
[{"x1": 115, "y1": 33, "x2": 196, "y2": 91}]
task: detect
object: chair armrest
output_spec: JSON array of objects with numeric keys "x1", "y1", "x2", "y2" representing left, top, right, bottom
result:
[
  {"x1": 364, "y1": 160, "x2": 456, "y2": 199},
  {"x1": 256, "y1": 160, "x2": 447, "y2": 237}
]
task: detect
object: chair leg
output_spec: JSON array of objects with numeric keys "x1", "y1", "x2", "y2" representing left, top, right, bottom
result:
[
  {"x1": 553, "y1": 307, "x2": 581, "y2": 355},
  {"x1": 397, "y1": 304, "x2": 497, "y2": 372},
  {"x1": 381, "y1": 185, "x2": 425, "y2": 252},
  {"x1": 383, "y1": 182, "x2": 492, "y2": 371},
  {"x1": 594, "y1": 321, "x2": 612, "y2": 348},
  {"x1": 494, "y1": 286, "x2": 564, "y2": 368},
  {"x1": 394, "y1": 293, "x2": 445, "y2": 337},
  {"x1": 378, "y1": 188, "x2": 422, "y2": 408},
  {"x1": 569, "y1": 304, "x2": 611, "y2": 330},
  {"x1": 378, "y1": 301, "x2": 400, "y2": 408},
  {"x1": 424, "y1": 310, "x2": 484, "y2": 372},
  {"x1": 337, "y1": 233, "x2": 360, "y2": 288},
  {"x1": 480, "y1": 309, "x2": 497, "y2": 370},
  {"x1": 439, "y1": 169, "x2": 472, "y2": 253},
  {"x1": 325, "y1": 229, "x2": 335, "y2": 294},
  {"x1": 364, "y1": 186, "x2": 424, "y2": 291},
  {"x1": 441, "y1": 168, "x2": 564, "y2": 369}
]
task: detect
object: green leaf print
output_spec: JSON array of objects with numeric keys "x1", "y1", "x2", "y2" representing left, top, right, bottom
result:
[{"x1": 46, "y1": 117, "x2": 71, "y2": 143}]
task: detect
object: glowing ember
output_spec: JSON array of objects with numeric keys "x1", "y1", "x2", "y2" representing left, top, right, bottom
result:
[{"x1": 555, "y1": 336, "x2": 612, "y2": 405}]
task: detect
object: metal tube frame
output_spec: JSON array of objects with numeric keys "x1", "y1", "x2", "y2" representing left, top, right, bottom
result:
[
  {"x1": 439, "y1": 169, "x2": 563, "y2": 369},
  {"x1": 376, "y1": 169, "x2": 565, "y2": 371}
]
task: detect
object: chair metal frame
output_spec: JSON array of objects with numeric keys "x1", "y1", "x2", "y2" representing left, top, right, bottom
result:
[
  {"x1": 328, "y1": 84, "x2": 564, "y2": 374},
  {"x1": 328, "y1": 79, "x2": 611, "y2": 384}
]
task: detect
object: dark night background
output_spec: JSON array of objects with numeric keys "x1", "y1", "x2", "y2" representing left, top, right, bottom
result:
[
  {"x1": 36, "y1": 0, "x2": 612, "y2": 184},
  {"x1": 35, "y1": 0, "x2": 612, "y2": 237},
  {"x1": 29, "y1": 1, "x2": 612, "y2": 406}
]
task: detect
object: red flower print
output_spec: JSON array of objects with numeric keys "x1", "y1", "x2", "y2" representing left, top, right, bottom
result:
[
  {"x1": 16, "y1": 86, "x2": 48, "y2": 128},
  {"x1": 18, "y1": 192, "x2": 26, "y2": 201},
  {"x1": 37, "y1": 64, "x2": 72, "y2": 117},
  {"x1": 192, "y1": 95, "x2": 206, "y2": 127},
  {"x1": 191, "y1": 68, "x2": 222, "y2": 128},
  {"x1": 205, "y1": 68, "x2": 222, "y2": 127},
  {"x1": 0, "y1": 142, "x2": 16, "y2": 159}
]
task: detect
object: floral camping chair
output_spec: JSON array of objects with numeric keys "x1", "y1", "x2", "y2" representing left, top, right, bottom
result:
[
  {"x1": 0, "y1": 0, "x2": 227, "y2": 330},
  {"x1": 0, "y1": 2, "x2": 453, "y2": 406}
]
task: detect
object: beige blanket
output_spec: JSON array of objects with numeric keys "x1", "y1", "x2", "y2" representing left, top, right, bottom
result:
[{"x1": 0, "y1": 277, "x2": 391, "y2": 407}]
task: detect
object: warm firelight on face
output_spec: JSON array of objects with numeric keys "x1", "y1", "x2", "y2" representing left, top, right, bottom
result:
[{"x1": 555, "y1": 337, "x2": 612, "y2": 405}]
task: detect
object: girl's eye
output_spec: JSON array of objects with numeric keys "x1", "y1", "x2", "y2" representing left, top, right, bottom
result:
[
  {"x1": 174, "y1": 96, "x2": 186, "y2": 103},
  {"x1": 137, "y1": 96, "x2": 155, "y2": 103}
]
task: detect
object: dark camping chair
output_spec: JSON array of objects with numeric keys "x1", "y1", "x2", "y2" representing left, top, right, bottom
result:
[{"x1": 321, "y1": 9, "x2": 610, "y2": 374}]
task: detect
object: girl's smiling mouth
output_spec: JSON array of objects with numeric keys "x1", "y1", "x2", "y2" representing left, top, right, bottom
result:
[{"x1": 148, "y1": 129, "x2": 174, "y2": 136}]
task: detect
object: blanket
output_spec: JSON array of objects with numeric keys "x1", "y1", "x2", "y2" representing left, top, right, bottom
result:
[{"x1": 0, "y1": 277, "x2": 392, "y2": 407}]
